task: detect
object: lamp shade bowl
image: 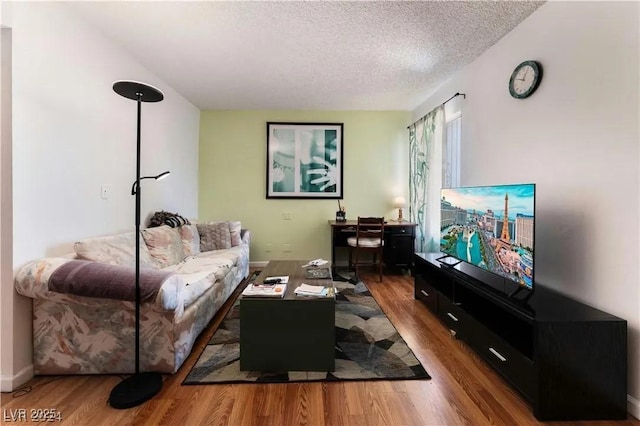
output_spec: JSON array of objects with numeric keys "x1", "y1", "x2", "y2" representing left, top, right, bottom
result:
[{"x1": 113, "y1": 80, "x2": 164, "y2": 102}]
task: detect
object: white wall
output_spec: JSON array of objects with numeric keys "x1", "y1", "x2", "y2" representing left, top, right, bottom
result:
[
  {"x1": 0, "y1": 2, "x2": 200, "y2": 391},
  {"x1": 0, "y1": 25, "x2": 17, "y2": 392},
  {"x1": 413, "y1": 1, "x2": 640, "y2": 418}
]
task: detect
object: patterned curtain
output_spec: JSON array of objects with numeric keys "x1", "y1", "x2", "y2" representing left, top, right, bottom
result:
[{"x1": 409, "y1": 106, "x2": 445, "y2": 253}]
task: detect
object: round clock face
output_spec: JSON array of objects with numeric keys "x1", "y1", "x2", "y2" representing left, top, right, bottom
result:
[{"x1": 509, "y1": 60, "x2": 542, "y2": 99}]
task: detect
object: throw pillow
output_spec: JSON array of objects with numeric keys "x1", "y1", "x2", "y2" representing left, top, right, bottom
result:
[
  {"x1": 141, "y1": 225, "x2": 186, "y2": 267},
  {"x1": 74, "y1": 231, "x2": 159, "y2": 269},
  {"x1": 148, "y1": 210, "x2": 190, "y2": 228},
  {"x1": 229, "y1": 221, "x2": 242, "y2": 246},
  {"x1": 197, "y1": 222, "x2": 232, "y2": 251},
  {"x1": 179, "y1": 224, "x2": 201, "y2": 256}
]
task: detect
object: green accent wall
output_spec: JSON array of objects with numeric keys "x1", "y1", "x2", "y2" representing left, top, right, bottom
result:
[{"x1": 199, "y1": 110, "x2": 411, "y2": 263}]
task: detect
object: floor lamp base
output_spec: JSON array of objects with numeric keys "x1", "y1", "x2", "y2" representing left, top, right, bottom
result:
[{"x1": 109, "y1": 372, "x2": 163, "y2": 409}]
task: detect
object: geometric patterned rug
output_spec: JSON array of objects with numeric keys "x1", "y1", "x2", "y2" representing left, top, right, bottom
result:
[{"x1": 183, "y1": 275, "x2": 431, "y2": 385}]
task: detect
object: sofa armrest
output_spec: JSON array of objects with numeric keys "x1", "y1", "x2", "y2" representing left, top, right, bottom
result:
[
  {"x1": 15, "y1": 258, "x2": 75, "y2": 300},
  {"x1": 15, "y1": 257, "x2": 185, "y2": 316},
  {"x1": 241, "y1": 229, "x2": 251, "y2": 245}
]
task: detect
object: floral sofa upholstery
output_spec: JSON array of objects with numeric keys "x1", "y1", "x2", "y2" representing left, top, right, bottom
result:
[{"x1": 14, "y1": 221, "x2": 250, "y2": 375}]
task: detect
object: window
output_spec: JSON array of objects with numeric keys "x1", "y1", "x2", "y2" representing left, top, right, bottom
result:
[{"x1": 443, "y1": 113, "x2": 461, "y2": 189}]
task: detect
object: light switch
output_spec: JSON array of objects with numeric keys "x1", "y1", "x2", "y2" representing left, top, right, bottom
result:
[{"x1": 100, "y1": 184, "x2": 111, "y2": 199}]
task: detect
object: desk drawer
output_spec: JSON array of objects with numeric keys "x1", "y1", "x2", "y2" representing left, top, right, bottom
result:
[
  {"x1": 387, "y1": 226, "x2": 414, "y2": 236},
  {"x1": 338, "y1": 226, "x2": 357, "y2": 233}
]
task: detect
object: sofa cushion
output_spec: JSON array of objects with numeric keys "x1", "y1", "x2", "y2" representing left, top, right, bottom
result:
[
  {"x1": 141, "y1": 225, "x2": 186, "y2": 267},
  {"x1": 74, "y1": 231, "x2": 158, "y2": 268},
  {"x1": 162, "y1": 245, "x2": 245, "y2": 307},
  {"x1": 197, "y1": 222, "x2": 231, "y2": 251},
  {"x1": 179, "y1": 224, "x2": 201, "y2": 256}
]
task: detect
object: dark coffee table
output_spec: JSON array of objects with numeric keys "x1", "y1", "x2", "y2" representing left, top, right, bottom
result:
[{"x1": 239, "y1": 260, "x2": 336, "y2": 371}]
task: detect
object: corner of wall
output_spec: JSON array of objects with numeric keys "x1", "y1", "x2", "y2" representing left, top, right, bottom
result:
[{"x1": 0, "y1": 25, "x2": 17, "y2": 393}]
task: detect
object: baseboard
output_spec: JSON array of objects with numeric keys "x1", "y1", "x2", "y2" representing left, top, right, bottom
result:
[
  {"x1": 629, "y1": 394, "x2": 640, "y2": 420},
  {"x1": 0, "y1": 363, "x2": 33, "y2": 392}
]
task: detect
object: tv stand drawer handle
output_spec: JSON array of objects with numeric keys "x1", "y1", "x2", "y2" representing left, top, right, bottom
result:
[
  {"x1": 489, "y1": 347, "x2": 507, "y2": 362},
  {"x1": 420, "y1": 290, "x2": 430, "y2": 297},
  {"x1": 446, "y1": 312, "x2": 458, "y2": 322}
]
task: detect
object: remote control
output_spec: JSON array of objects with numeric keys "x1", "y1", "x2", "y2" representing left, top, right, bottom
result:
[{"x1": 262, "y1": 278, "x2": 281, "y2": 284}]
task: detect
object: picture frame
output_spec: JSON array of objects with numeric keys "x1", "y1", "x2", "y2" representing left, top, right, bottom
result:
[{"x1": 266, "y1": 122, "x2": 343, "y2": 199}]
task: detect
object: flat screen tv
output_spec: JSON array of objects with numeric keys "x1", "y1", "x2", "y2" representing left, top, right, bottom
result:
[{"x1": 439, "y1": 183, "x2": 535, "y2": 291}]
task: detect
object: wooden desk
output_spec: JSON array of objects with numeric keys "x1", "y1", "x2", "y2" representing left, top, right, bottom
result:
[{"x1": 329, "y1": 220, "x2": 417, "y2": 274}]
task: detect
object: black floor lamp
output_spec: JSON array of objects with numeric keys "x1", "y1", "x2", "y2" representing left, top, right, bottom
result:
[{"x1": 109, "y1": 80, "x2": 168, "y2": 409}]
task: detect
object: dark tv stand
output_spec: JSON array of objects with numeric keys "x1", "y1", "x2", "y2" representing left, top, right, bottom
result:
[{"x1": 414, "y1": 253, "x2": 627, "y2": 421}]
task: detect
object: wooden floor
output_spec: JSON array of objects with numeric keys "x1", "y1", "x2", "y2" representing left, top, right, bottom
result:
[{"x1": 2, "y1": 268, "x2": 638, "y2": 426}]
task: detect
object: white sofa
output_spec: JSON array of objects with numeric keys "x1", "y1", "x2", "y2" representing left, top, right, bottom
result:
[{"x1": 14, "y1": 221, "x2": 250, "y2": 375}]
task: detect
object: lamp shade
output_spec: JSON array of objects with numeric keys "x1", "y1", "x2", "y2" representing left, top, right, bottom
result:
[
  {"x1": 393, "y1": 197, "x2": 406, "y2": 208},
  {"x1": 155, "y1": 171, "x2": 170, "y2": 180},
  {"x1": 130, "y1": 171, "x2": 171, "y2": 195}
]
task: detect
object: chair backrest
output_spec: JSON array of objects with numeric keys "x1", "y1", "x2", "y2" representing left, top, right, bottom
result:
[{"x1": 355, "y1": 217, "x2": 385, "y2": 243}]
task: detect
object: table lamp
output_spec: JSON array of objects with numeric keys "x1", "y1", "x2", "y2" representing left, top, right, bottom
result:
[{"x1": 393, "y1": 197, "x2": 406, "y2": 222}]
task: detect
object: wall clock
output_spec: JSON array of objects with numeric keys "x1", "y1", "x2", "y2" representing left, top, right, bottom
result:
[{"x1": 509, "y1": 60, "x2": 542, "y2": 99}]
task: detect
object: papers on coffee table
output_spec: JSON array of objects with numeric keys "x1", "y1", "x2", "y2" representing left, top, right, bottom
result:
[
  {"x1": 302, "y1": 259, "x2": 328, "y2": 267},
  {"x1": 242, "y1": 283, "x2": 287, "y2": 298},
  {"x1": 304, "y1": 268, "x2": 331, "y2": 279},
  {"x1": 295, "y1": 283, "x2": 330, "y2": 297}
]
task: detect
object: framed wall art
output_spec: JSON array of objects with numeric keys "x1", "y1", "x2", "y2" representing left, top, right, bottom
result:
[{"x1": 266, "y1": 122, "x2": 343, "y2": 199}]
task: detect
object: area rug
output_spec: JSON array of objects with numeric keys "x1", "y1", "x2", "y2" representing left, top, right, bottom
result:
[{"x1": 183, "y1": 276, "x2": 430, "y2": 384}]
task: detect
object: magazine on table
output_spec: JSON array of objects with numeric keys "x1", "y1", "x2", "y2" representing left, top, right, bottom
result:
[
  {"x1": 304, "y1": 268, "x2": 331, "y2": 279},
  {"x1": 294, "y1": 283, "x2": 334, "y2": 297},
  {"x1": 242, "y1": 283, "x2": 287, "y2": 298},
  {"x1": 302, "y1": 258, "x2": 328, "y2": 267}
]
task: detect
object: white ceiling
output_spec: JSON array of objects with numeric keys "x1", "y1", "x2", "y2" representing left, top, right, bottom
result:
[{"x1": 66, "y1": 1, "x2": 544, "y2": 111}]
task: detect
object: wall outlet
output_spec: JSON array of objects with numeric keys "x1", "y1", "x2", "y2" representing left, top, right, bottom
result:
[
  {"x1": 265, "y1": 243, "x2": 272, "y2": 253},
  {"x1": 282, "y1": 212, "x2": 291, "y2": 220},
  {"x1": 283, "y1": 243, "x2": 292, "y2": 253},
  {"x1": 100, "y1": 184, "x2": 111, "y2": 200}
]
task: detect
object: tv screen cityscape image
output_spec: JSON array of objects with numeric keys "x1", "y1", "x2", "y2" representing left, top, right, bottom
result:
[{"x1": 440, "y1": 183, "x2": 535, "y2": 288}]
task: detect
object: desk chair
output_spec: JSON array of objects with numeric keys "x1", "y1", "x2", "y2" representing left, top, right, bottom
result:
[{"x1": 347, "y1": 217, "x2": 385, "y2": 282}]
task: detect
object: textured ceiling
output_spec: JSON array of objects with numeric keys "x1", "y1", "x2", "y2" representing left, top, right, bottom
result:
[{"x1": 66, "y1": 1, "x2": 544, "y2": 111}]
